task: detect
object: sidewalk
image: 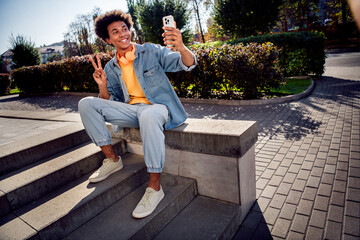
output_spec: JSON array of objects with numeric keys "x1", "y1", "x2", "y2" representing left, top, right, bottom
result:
[{"x1": 0, "y1": 54, "x2": 359, "y2": 239}]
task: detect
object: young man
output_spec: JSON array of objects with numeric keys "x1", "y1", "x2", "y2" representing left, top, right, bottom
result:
[{"x1": 78, "y1": 10, "x2": 196, "y2": 218}]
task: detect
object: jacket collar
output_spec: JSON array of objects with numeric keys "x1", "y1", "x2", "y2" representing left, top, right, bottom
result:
[{"x1": 111, "y1": 43, "x2": 146, "y2": 67}]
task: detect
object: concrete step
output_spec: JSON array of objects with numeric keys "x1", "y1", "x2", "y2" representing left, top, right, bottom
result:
[
  {"x1": 0, "y1": 153, "x2": 149, "y2": 240},
  {"x1": 0, "y1": 138, "x2": 126, "y2": 216},
  {"x1": 0, "y1": 122, "x2": 90, "y2": 176},
  {"x1": 63, "y1": 173, "x2": 197, "y2": 240},
  {"x1": 154, "y1": 196, "x2": 241, "y2": 240}
]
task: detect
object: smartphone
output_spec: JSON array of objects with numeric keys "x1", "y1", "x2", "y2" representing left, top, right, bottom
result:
[{"x1": 162, "y1": 15, "x2": 175, "y2": 47}]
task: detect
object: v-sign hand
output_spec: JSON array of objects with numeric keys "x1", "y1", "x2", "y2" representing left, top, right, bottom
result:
[{"x1": 89, "y1": 55, "x2": 107, "y2": 88}]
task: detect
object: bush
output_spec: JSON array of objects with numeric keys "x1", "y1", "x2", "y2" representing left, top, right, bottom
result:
[
  {"x1": 12, "y1": 53, "x2": 114, "y2": 94},
  {"x1": 0, "y1": 73, "x2": 11, "y2": 95},
  {"x1": 227, "y1": 31, "x2": 326, "y2": 76},
  {"x1": 9, "y1": 34, "x2": 41, "y2": 69},
  {"x1": 168, "y1": 42, "x2": 283, "y2": 99}
]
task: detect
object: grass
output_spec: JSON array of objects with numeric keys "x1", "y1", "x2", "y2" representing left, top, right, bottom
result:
[
  {"x1": 270, "y1": 77, "x2": 312, "y2": 96},
  {"x1": 10, "y1": 88, "x2": 20, "y2": 94}
]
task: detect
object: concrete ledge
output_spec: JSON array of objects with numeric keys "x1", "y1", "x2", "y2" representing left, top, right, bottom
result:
[
  {"x1": 111, "y1": 118, "x2": 257, "y2": 158},
  {"x1": 109, "y1": 118, "x2": 257, "y2": 222}
]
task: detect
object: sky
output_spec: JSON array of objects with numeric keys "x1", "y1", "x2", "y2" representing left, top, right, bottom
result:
[{"x1": 0, "y1": 0, "x2": 129, "y2": 54}]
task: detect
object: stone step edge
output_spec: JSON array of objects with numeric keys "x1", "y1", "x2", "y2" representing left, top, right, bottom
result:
[
  {"x1": 0, "y1": 122, "x2": 89, "y2": 176},
  {"x1": 0, "y1": 139, "x2": 126, "y2": 214},
  {"x1": 0, "y1": 153, "x2": 148, "y2": 240}
]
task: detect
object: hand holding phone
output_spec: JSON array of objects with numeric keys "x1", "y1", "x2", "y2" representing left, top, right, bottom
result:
[{"x1": 162, "y1": 15, "x2": 176, "y2": 48}]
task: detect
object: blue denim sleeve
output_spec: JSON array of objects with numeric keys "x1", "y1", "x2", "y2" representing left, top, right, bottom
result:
[{"x1": 153, "y1": 44, "x2": 197, "y2": 72}]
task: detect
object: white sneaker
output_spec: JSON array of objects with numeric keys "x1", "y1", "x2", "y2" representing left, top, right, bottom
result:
[
  {"x1": 132, "y1": 185, "x2": 165, "y2": 218},
  {"x1": 89, "y1": 157, "x2": 123, "y2": 183}
]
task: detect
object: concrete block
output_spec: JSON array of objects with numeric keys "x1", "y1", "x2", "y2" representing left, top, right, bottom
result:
[
  {"x1": 112, "y1": 118, "x2": 258, "y2": 158},
  {"x1": 178, "y1": 151, "x2": 239, "y2": 204}
]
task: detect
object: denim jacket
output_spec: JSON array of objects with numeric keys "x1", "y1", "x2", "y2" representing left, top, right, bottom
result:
[{"x1": 103, "y1": 43, "x2": 197, "y2": 131}]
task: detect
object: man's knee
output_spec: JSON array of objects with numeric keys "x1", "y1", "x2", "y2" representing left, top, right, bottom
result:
[
  {"x1": 139, "y1": 108, "x2": 167, "y2": 128},
  {"x1": 78, "y1": 97, "x2": 96, "y2": 113}
]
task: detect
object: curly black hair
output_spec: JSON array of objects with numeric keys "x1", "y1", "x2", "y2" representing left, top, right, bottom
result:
[{"x1": 94, "y1": 10, "x2": 134, "y2": 43}]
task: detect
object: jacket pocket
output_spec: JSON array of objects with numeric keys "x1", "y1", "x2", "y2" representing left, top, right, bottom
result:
[{"x1": 143, "y1": 65, "x2": 164, "y2": 87}]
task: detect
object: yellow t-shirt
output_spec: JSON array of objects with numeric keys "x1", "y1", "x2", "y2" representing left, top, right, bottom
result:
[{"x1": 117, "y1": 47, "x2": 151, "y2": 105}]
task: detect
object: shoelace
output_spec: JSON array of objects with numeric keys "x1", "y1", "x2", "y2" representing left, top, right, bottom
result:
[
  {"x1": 95, "y1": 158, "x2": 113, "y2": 173},
  {"x1": 138, "y1": 188, "x2": 154, "y2": 208}
]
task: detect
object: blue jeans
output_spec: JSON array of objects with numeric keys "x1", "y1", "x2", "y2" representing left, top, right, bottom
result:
[{"x1": 78, "y1": 97, "x2": 169, "y2": 173}]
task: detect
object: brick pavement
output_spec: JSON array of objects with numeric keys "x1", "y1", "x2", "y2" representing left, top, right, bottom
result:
[{"x1": 183, "y1": 76, "x2": 360, "y2": 239}]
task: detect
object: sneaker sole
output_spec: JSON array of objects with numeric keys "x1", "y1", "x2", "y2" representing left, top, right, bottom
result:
[
  {"x1": 88, "y1": 163, "x2": 124, "y2": 183},
  {"x1": 132, "y1": 191, "x2": 165, "y2": 219}
]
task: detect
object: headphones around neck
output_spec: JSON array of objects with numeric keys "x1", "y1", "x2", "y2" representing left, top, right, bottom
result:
[{"x1": 118, "y1": 44, "x2": 136, "y2": 65}]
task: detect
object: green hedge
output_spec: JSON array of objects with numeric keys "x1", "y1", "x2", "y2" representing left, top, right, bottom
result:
[
  {"x1": 169, "y1": 42, "x2": 283, "y2": 99},
  {"x1": 12, "y1": 53, "x2": 114, "y2": 94},
  {"x1": 0, "y1": 73, "x2": 11, "y2": 95},
  {"x1": 227, "y1": 31, "x2": 326, "y2": 76}
]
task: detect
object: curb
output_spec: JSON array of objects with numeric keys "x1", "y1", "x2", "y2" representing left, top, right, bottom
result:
[
  {"x1": 179, "y1": 77, "x2": 315, "y2": 106},
  {"x1": 3, "y1": 78, "x2": 315, "y2": 106}
]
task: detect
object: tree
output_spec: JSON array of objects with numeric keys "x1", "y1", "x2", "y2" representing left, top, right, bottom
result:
[
  {"x1": 133, "y1": 0, "x2": 191, "y2": 45},
  {"x1": 9, "y1": 34, "x2": 41, "y2": 69},
  {"x1": 214, "y1": 0, "x2": 283, "y2": 38},
  {"x1": 186, "y1": 0, "x2": 213, "y2": 43},
  {"x1": 127, "y1": 0, "x2": 146, "y2": 43}
]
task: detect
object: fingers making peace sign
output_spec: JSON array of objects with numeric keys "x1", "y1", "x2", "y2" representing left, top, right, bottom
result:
[{"x1": 89, "y1": 55, "x2": 107, "y2": 88}]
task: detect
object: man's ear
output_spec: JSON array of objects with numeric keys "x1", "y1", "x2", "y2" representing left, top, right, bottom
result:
[{"x1": 105, "y1": 38, "x2": 113, "y2": 46}]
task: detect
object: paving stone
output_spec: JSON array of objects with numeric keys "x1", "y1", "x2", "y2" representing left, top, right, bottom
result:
[
  {"x1": 324, "y1": 164, "x2": 336, "y2": 174},
  {"x1": 288, "y1": 164, "x2": 301, "y2": 174},
  {"x1": 280, "y1": 159, "x2": 292, "y2": 167},
  {"x1": 309, "y1": 209, "x2": 327, "y2": 228},
  {"x1": 305, "y1": 153, "x2": 316, "y2": 162},
  {"x1": 331, "y1": 191, "x2": 345, "y2": 206},
  {"x1": 349, "y1": 167, "x2": 360, "y2": 177},
  {"x1": 346, "y1": 188, "x2": 360, "y2": 202},
  {"x1": 257, "y1": 197, "x2": 271, "y2": 211},
  {"x1": 314, "y1": 196, "x2": 330, "y2": 211},
  {"x1": 335, "y1": 170, "x2": 348, "y2": 181},
  {"x1": 293, "y1": 156, "x2": 305, "y2": 165},
  {"x1": 269, "y1": 194, "x2": 287, "y2": 209},
  {"x1": 283, "y1": 172, "x2": 297, "y2": 184},
  {"x1": 317, "y1": 183, "x2": 333, "y2": 197},
  {"x1": 279, "y1": 203, "x2": 297, "y2": 220},
  {"x1": 337, "y1": 161, "x2": 349, "y2": 170},
  {"x1": 314, "y1": 159, "x2": 326, "y2": 168},
  {"x1": 263, "y1": 207, "x2": 280, "y2": 226},
  {"x1": 291, "y1": 179, "x2": 307, "y2": 192},
  {"x1": 307, "y1": 176, "x2": 321, "y2": 188},
  {"x1": 344, "y1": 216, "x2": 360, "y2": 237},
  {"x1": 291, "y1": 214, "x2": 309, "y2": 234},
  {"x1": 296, "y1": 199, "x2": 314, "y2": 216},
  {"x1": 327, "y1": 205, "x2": 344, "y2": 223},
  {"x1": 267, "y1": 161, "x2": 281, "y2": 170},
  {"x1": 327, "y1": 156, "x2": 338, "y2": 165},
  {"x1": 256, "y1": 178, "x2": 269, "y2": 190},
  {"x1": 310, "y1": 167, "x2": 323, "y2": 177},
  {"x1": 287, "y1": 231, "x2": 305, "y2": 240},
  {"x1": 261, "y1": 185, "x2": 277, "y2": 199},
  {"x1": 274, "y1": 166, "x2": 288, "y2": 177},
  {"x1": 345, "y1": 200, "x2": 360, "y2": 218},
  {"x1": 302, "y1": 187, "x2": 318, "y2": 201},
  {"x1": 325, "y1": 221, "x2": 342, "y2": 240},
  {"x1": 271, "y1": 218, "x2": 291, "y2": 239},
  {"x1": 322, "y1": 173, "x2": 335, "y2": 184},
  {"x1": 286, "y1": 190, "x2": 302, "y2": 205},
  {"x1": 333, "y1": 180, "x2": 347, "y2": 193},
  {"x1": 268, "y1": 176, "x2": 283, "y2": 188},
  {"x1": 348, "y1": 176, "x2": 360, "y2": 189},
  {"x1": 305, "y1": 226, "x2": 323, "y2": 240},
  {"x1": 342, "y1": 234, "x2": 360, "y2": 240},
  {"x1": 301, "y1": 161, "x2": 314, "y2": 171},
  {"x1": 276, "y1": 182, "x2": 292, "y2": 196},
  {"x1": 297, "y1": 169, "x2": 311, "y2": 180}
]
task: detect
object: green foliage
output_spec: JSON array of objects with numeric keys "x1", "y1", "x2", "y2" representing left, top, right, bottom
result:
[
  {"x1": 169, "y1": 42, "x2": 284, "y2": 99},
  {"x1": 133, "y1": 0, "x2": 191, "y2": 44},
  {"x1": 0, "y1": 73, "x2": 11, "y2": 95},
  {"x1": 12, "y1": 53, "x2": 114, "y2": 94},
  {"x1": 214, "y1": 0, "x2": 283, "y2": 38},
  {"x1": 9, "y1": 34, "x2": 41, "y2": 69},
  {"x1": 227, "y1": 31, "x2": 326, "y2": 76}
]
